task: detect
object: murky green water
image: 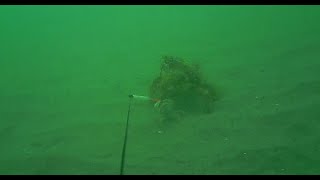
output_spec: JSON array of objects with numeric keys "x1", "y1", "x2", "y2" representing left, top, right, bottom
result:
[{"x1": 1, "y1": 5, "x2": 320, "y2": 175}]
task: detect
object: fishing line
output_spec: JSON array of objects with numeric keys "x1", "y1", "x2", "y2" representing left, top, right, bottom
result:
[
  {"x1": 119, "y1": 94, "x2": 160, "y2": 175},
  {"x1": 119, "y1": 95, "x2": 133, "y2": 175}
]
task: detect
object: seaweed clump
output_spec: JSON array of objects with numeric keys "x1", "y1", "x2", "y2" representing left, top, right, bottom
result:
[{"x1": 150, "y1": 56, "x2": 216, "y2": 119}]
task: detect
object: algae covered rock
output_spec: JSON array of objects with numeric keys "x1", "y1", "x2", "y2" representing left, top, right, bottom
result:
[{"x1": 150, "y1": 56, "x2": 216, "y2": 116}]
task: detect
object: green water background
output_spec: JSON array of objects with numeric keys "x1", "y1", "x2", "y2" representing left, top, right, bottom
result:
[{"x1": 0, "y1": 5, "x2": 320, "y2": 174}]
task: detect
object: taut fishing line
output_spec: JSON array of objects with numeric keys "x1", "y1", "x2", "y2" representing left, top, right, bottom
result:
[{"x1": 119, "y1": 94, "x2": 160, "y2": 175}]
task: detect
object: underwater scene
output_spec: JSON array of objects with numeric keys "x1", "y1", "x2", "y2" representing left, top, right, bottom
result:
[{"x1": 0, "y1": 5, "x2": 320, "y2": 175}]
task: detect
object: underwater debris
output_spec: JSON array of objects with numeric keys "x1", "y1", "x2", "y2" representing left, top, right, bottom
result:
[{"x1": 150, "y1": 56, "x2": 216, "y2": 121}]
